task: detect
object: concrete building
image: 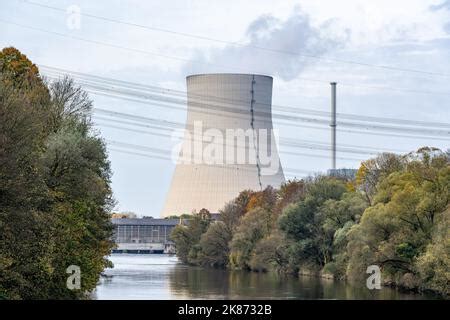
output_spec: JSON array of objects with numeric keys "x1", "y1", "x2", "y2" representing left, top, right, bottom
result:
[
  {"x1": 112, "y1": 218, "x2": 179, "y2": 253},
  {"x1": 162, "y1": 74, "x2": 285, "y2": 217}
]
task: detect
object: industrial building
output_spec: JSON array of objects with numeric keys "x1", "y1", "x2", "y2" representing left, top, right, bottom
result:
[
  {"x1": 161, "y1": 74, "x2": 285, "y2": 217},
  {"x1": 112, "y1": 218, "x2": 179, "y2": 253}
]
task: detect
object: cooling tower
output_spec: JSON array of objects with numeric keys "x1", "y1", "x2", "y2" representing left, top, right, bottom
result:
[{"x1": 161, "y1": 74, "x2": 285, "y2": 217}]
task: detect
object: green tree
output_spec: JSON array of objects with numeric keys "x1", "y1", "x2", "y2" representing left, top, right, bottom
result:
[
  {"x1": 416, "y1": 208, "x2": 449, "y2": 295},
  {"x1": 0, "y1": 48, "x2": 114, "y2": 299},
  {"x1": 170, "y1": 225, "x2": 193, "y2": 264},
  {"x1": 197, "y1": 221, "x2": 232, "y2": 267},
  {"x1": 318, "y1": 192, "x2": 368, "y2": 278},
  {"x1": 170, "y1": 213, "x2": 210, "y2": 264},
  {"x1": 355, "y1": 152, "x2": 404, "y2": 205},
  {"x1": 319, "y1": 192, "x2": 367, "y2": 230},
  {"x1": 249, "y1": 232, "x2": 290, "y2": 272},
  {"x1": 347, "y1": 150, "x2": 449, "y2": 294},
  {"x1": 229, "y1": 207, "x2": 273, "y2": 269},
  {"x1": 0, "y1": 50, "x2": 54, "y2": 299},
  {"x1": 278, "y1": 177, "x2": 347, "y2": 268}
]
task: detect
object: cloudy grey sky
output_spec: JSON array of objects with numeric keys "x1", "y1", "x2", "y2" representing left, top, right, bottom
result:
[{"x1": 1, "y1": 0, "x2": 450, "y2": 217}]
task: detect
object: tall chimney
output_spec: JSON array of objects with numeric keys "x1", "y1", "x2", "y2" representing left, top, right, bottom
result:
[{"x1": 330, "y1": 82, "x2": 337, "y2": 170}]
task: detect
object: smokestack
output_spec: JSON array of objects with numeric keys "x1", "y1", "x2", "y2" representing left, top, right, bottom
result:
[{"x1": 330, "y1": 82, "x2": 337, "y2": 170}]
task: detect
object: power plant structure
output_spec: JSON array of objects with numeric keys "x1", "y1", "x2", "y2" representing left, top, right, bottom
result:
[{"x1": 161, "y1": 74, "x2": 285, "y2": 217}]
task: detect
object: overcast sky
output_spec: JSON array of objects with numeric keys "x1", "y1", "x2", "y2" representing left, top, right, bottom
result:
[{"x1": 1, "y1": 0, "x2": 450, "y2": 217}]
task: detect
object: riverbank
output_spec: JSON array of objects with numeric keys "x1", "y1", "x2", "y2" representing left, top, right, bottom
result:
[{"x1": 297, "y1": 268, "x2": 446, "y2": 299}]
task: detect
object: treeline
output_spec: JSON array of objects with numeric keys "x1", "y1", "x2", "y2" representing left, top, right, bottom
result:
[
  {"x1": 0, "y1": 48, "x2": 114, "y2": 299},
  {"x1": 171, "y1": 148, "x2": 449, "y2": 297}
]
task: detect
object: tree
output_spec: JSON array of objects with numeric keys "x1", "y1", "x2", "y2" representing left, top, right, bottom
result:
[
  {"x1": 278, "y1": 177, "x2": 347, "y2": 268},
  {"x1": 318, "y1": 191, "x2": 368, "y2": 278},
  {"x1": 249, "y1": 232, "x2": 290, "y2": 272},
  {"x1": 47, "y1": 76, "x2": 92, "y2": 132},
  {"x1": 170, "y1": 225, "x2": 193, "y2": 264},
  {"x1": 219, "y1": 189, "x2": 254, "y2": 233},
  {"x1": 198, "y1": 208, "x2": 211, "y2": 220},
  {"x1": 219, "y1": 201, "x2": 247, "y2": 233},
  {"x1": 274, "y1": 179, "x2": 305, "y2": 215},
  {"x1": 0, "y1": 48, "x2": 114, "y2": 299},
  {"x1": 170, "y1": 213, "x2": 210, "y2": 264},
  {"x1": 40, "y1": 111, "x2": 114, "y2": 297},
  {"x1": 355, "y1": 152, "x2": 404, "y2": 205},
  {"x1": 416, "y1": 208, "x2": 449, "y2": 295},
  {"x1": 319, "y1": 192, "x2": 367, "y2": 231},
  {"x1": 245, "y1": 186, "x2": 277, "y2": 212},
  {"x1": 0, "y1": 47, "x2": 45, "y2": 89},
  {"x1": 111, "y1": 211, "x2": 137, "y2": 219},
  {"x1": 198, "y1": 221, "x2": 232, "y2": 267},
  {"x1": 229, "y1": 207, "x2": 273, "y2": 269},
  {"x1": 0, "y1": 49, "x2": 54, "y2": 299},
  {"x1": 346, "y1": 151, "x2": 449, "y2": 294}
]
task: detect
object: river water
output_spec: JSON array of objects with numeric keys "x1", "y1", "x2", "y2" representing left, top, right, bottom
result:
[{"x1": 93, "y1": 254, "x2": 433, "y2": 300}]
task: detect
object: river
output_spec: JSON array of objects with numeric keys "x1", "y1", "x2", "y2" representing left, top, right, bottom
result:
[{"x1": 93, "y1": 254, "x2": 434, "y2": 300}]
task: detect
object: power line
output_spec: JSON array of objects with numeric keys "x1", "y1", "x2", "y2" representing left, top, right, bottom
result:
[
  {"x1": 92, "y1": 112, "x2": 403, "y2": 154},
  {"x1": 78, "y1": 81, "x2": 450, "y2": 141},
  {"x1": 19, "y1": 0, "x2": 450, "y2": 78},
  {"x1": 108, "y1": 147, "x2": 172, "y2": 162},
  {"x1": 107, "y1": 147, "x2": 309, "y2": 179},
  {"x1": 94, "y1": 119, "x2": 367, "y2": 161},
  {"x1": 94, "y1": 109, "x2": 405, "y2": 155},
  {"x1": 37, "y1": 69, "x2": 450, "y2": 158},
  {"x1": 93, "y1": 109, "x2": 450, "y2": 143},
  {"x1": 0, "y1": 19, "x2": 216, "y2": 67},
  {"x1": 41, "y1": 65, "x2": 450, "y2": 128},
  {"x1": 3, "y1": 18, "x2": 450, "y2": 97},
  {"x1": 44, "y1": 70, "x2": 450, "y2": 143},
  {"x1": 105, "y1": 140, "x2": 323, "y2": 176},
  {"x1": 76, "y1": 81, "x2": 450, "y2": 137},
  {"x1": 85, "y1": 86, "x2": 450, "y2": 136},
  {"x1": 88, "y1": 89, "x2": 450, "y2": 141},
  {"x1": 43, "y1": 71, "x2": 450, "y2": 138}
]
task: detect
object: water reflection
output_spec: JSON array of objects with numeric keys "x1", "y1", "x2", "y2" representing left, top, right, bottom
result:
[{"x1": 94, "y1": 254, "x2": 433, "y2": 300}]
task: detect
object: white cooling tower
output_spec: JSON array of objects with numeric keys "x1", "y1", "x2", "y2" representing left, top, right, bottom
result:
[{"x1": 161, "y1": 74, "x2": 285, "y2": 217}]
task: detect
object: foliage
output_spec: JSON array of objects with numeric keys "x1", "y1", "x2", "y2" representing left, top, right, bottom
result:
[
  {"x1": 249, "y1": 232, "x2": 290, "y2": 272},
  {"x1": 111, "y1": 211, "x2": 137, "y2": 219},
  {"x1": 197, "y1": 221, "x2": 232, "y2": 267},
  {"x1": 278, "y1": 177, "x2": 347, "y2": 268},
  {"x1": 165, "y1": 213, "x2": 191, "y2": 220},
  {"x1": 219, "y1": 190, "x2": 252, "y2": 232},
  {"x1": 347, "y1": 150, "x2": 449, "y2": 294},
  {"x1": 0, "y1": 47, "x2": 44, "y2": 89},
  {"x1": 355, "y1": 153, "x2": 404, "y2": 205},
  {"x1": 171, "y1": 151, "x2": 449, "y2": 297},
  {"x1": 0, "y1": 48, "x2": 114, "y2": 299},
  {"x1": 416, "y1": 208, "x2": 449, "y2": 295},
  {"x1": 245, "y1": 186, "x2": 277, "y2": 212},
  {"x1": 274, "y1": 179, "x2": 305, "y2": 215},
  {"x1": 229, "y1": 207, "x2": 273, "y2": 269},
  {"x1": 170, "y1": 213, "x2": 210, "y2": 264}
]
